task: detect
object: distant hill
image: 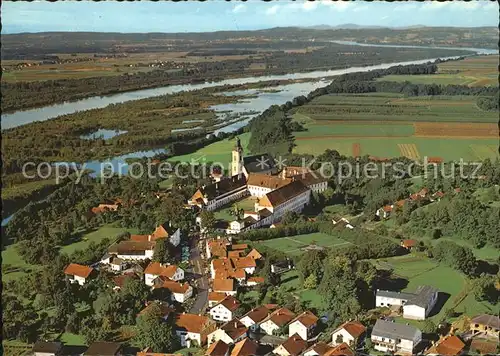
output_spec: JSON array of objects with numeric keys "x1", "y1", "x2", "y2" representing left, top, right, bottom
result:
[{"x1": 303, "y1": 24, "x2": 426, "y2": 30}]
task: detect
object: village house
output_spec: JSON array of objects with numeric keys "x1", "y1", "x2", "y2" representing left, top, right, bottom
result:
[
  {"x1": 64, "y1": 263, "x2": 95, "y2": 286},
  {"x1": 400, "y1": 239, "x2": 418, "y2": 251},
  {"x1": 247, "y1": 248, "x2": 263, "y2": 260},
  {"x1": 175, "y1": 313, "x2": 217, "y2": 347},
  {"x1": 376, "y1": 205, "x2": 393, "y2": 219},
  {"x1": 376, "y1": 290, "x2": 416, "y2": 309},
  {"x1": 209, "y1": 292, "x2": 229, "y2": 308},
  {"x1": 239, "y1": 305, "x2": 276, "y2": 331},
  {"x1": 290, "y1": 171, "x2": 328, "y2": 194},
  {"x1": 303, "y1": 342, "x2": 354, "y2": 356},
  {"x1": 107, "y1": 240, "x2": 155, "y2": 261},
  {"x1": 144, "y1": 262, "x2": 185, "y2": 286},
  {"x1": 213, "y1": 278, "x2": 237, "y2": 296},
  {"x1": 247, "y1": 173, "x2": 292, "y2": 198},
  {"x1": 288, "y1": 311, "x2": 319, "y2": 340},
  {"x1": 231, "y1": 257, "x2": 256, "y2": 275},
  {"x1": 470, "y1": 314, "x2": 500, "y2": 339},
  {"x1": 332, "y1": 216, "x2": 354, "y2": 230},
  {"x1": 112, "y1": 272, "x2": 139, "y2": 291},
  {"x1": 425, "y1": 335, "x2": 465, "y2": 356},
  {"x1": 371, "y1": 319, "x2": 422, "y2": 354},
  {"x1": 83, "y1": 341, "x2": 122, "y2": 356},
  {"x1": 209, "y1": 296, "x2": 241, "y2": 322},
  {"x1": 403, "y1": 285, "x2": 439, "y2": 320},
  {"x1": 247, "y1": 276, "x2": 265, "y2": 286},
  {"x1": 260, "y1": 307, "x2": 295, "y2": 336},
  {"x1": 32, "y1": 341, "x2": 63, "y2": 356},
  {"x1": 330, "y1": 320, "x2": 366, "y2": 347},
  {"x1": 230, "y1": 338, "x2": 259, "y2": 356},
  {"x1": 206, "y1": 238, "x2": 232, "y2": 259},
  {"x1": 150, "y1": 223, "x2": 182, "y2": 247},
  {"x1": 208, "y1": 319, "x2": 248, "y2": 346},
  {"x1": 206, "y1": 340, "x2": 230, "y2": 356},
  {"x1": 273, "y1": 333, "x2": 308, "y2": 356},
  {"x1": 153, "y1": 278, "x2": 193, "y2": 303}
]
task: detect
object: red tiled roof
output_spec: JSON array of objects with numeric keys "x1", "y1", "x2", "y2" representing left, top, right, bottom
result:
[
  {"x1": 213, "y1": 278, "x2": 234, "y2": 292},
  {"x1": 232, "y1": 244, "x2": 248, "y2": 250},
  {"x1": 155, "y1": 280, "x2": 191, "y2": 294},
  {"x1": 231, "y1": 338, "x2": 258, "y2": 356},
  {"x1": 209, "y1": 292, "x2": 227, "y2": 303},
  {"x1": 231, "y1": 257, "x2": 256, "y2": 269},
  {"x1": 335, "y1": 321, "x2": 366, "y2": 339},
  {"x1": 266, "y1": 307, "x2": 295, "y2": 327},
  {"x1": 113, "y1": 272, "x2": 138, "y2": 289},
  {"x1": 206, "y1": 340, "x2": 229, "y2": 356},
  {"x1": 325, "y1": 343, "x2": 354, "y2": 356},
  {"x1": 246, "y1": 249, "x2": 262, "y2": 260},
  {"x1": 382, "y1": 205, "x2": 393, "y2": 213},
  {"x1": 426, "y1": 335, "x2": 465, "y2": 356},
  {"x1": 219, "y1": 319, "x2": 248, "y2": 340},
  {"x1": 217, "y1": 296, "x2": 241, "y2": 312},
  {"x1": 401, "y1": 239, "x2": 418, "y2": 248},
  {"x1": 64, "y1": 263, "x2": 94, "y2": 278},
  {"x1": 175, "y1": 313, "x2": 210, "y2": 334},
  {"x1": 130, "y1": 234, "x2": 151, "y2": 242},
  {"x1": 277, "y1": 334, "x2": 308, "y2": 356},
  {"x1": 247, "y1": 276, "x2": 264, "y2": 284},
  {"x1": 291, "y1": 311, "x2": 318, "y2": 328},
  {"x1": 242, "y1": 306, "x2": 271, "y2": 324},
  {"x1": 144, "y1": 262, "x2": 180, "y2": 278}
]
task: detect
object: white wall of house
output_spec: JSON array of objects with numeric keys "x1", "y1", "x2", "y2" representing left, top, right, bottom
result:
[
  {"x1": 371, "y1": 332, "x2": 421, "y2": 354},
  {"x1": 210, "y1": 304, "x2": 234, "y2": 322},
  {"x1": 257, "y1": 189, "x2": 310, "y2": 223},
  {"x1": 172, "y1": 287, "x2": 193, "y2": 303},
  {"x1": 208, "y1": 329, "x2": 246, "y2": 346},
  {"x1": 375, "y1": 295, "x2": 408, "y2": 308},
  {"x1": 248, "y1": 185, "x2": 272, "y2": 198},
  {"x1": 308, "y1": 181, "x2": 328, "y2": 193},
  {"x1": 177, "y1": 330, "x2": 202, "y2": 347},
  {"x1": 403, "y1": 305, "x2": 427, "y2": 320},
  {"x1": 203, "y1": 187, "x2": 249, "y2": 212},
  {"x1": 239, "y1": 316, "x2": 260, "y2": 332},
  {"x1": 169, "y1": 228, "x2": 182, "y2": 247},
  {"x1": 260, "y1": 320, "x2": 279, "y2": 336},
  {"x1": 303, "y1": 349, "x2": 320, "y2": 356},
  {"x1": 273, "y1": 344, "x2": 291, "y2": 356},
  {"x1": 289, "y1": 321, "x2": 309, "y2": 340},
  {"x1": 68, "y1": 275, "x2": 87, "y2": 286},
  {"x1": 116, "y1": 250, "x2": 153, "y2": 261},
  {"x1": 331, "y1": 328, "x2": 355, "y2": 346}
]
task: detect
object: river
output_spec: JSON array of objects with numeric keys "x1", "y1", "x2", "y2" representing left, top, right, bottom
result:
[{"x1": 2, "y1": 43, "x2": 493, "y2": 225}]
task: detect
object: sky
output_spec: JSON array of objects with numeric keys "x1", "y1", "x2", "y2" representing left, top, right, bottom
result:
[{"x1": 2, "y1": 1, "x2": 498, "y2": 34}]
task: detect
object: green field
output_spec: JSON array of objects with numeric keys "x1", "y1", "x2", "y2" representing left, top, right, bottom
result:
[
  {"x1": 214, "y1": 196, "x2": 258, "y2": 221},
  {"x1": 374, "y1": 255, "x2": 497, "y2": 327},
  {"x1": 294, "y1": 123, "x2": 415, "y2": 138},
  {"x1": 280, "y1": 270, "x2": 324, "y2": 309},
  {"x1": 254, "y1": 232, "x2": 351, "y2": 256},
  {"x1": 169, "y1": 132, "x2": 250, "y2": 166}
]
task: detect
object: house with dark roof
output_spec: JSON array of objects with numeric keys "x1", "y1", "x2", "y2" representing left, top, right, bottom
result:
[
  {"x1": 403, "y1": 285, "x2": 439, "y2": 320},
  {"x1": 83, "y1": 341, "x2": 122, "y2": 356},
  {"x1": 260, "y1": 308, "x2": 295, "y2": 336},
  {"x1": 33, "y1": 341, "x2": 62, "y2": 356},
  {"x1": 107, "y1": 240, "x2": 155, "y2": 261},
  {"x1": 239, "y1": 305, "x2": 275, "y2": 331},
  {"x1": 189, "y1": 175, "x2": 248, "y2": 212},
  {"x1": 371, "y1": 319, "x2": 422, "y2": 354},
  {"x1": 206, "y1": 340, "x2": 230, "y2": 356}
]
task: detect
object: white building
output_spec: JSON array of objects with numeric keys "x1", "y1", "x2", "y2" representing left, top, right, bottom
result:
[
  {"x1": 107, "y1": 240, "x2": 155, "y2": 261},
  {"x1": 209, "y1": 296, "x2": 241, "y2": 322},
  {"x1": 149, "y1": 223, "x2": 182, "y2": 247},
  {"x1": 208, "y1": 319, "x2": 248, "y2": 346},
  {"x1": 63, "y1": 263, "x2": 94, "y2": 286},
  {"x1": 331, "y1": 321, "x2": 366, "y2": 347},
  {"x1": 144, "y1": 262, "x2": 185, "y2": 286},
  {"x1": 260, "y1": 308, "x2": 295, "y2": 336},
  {"x1": 273, "y1": 334, "x2": 308, "y2": 356},
  {"x1": 371, "y1": 319, "x2": 422, "y2": 354},
  {"x1": 247, "y1": 173, "x2": 292, "y2": 198},
  {"x1": 375, "y1": 290, "x2": 416, "y2": 309},
  {"x1": 154, "y1": 279, "x2": 193, "y2": 304},
  {"x1": 239, "y1": 305, "x2": 274, "y2": 332},
  {"x1": 376, "y1": 286, "x2": 439, "y2": 320},
  {"x1": 209, "y1": 292, "x2": 228, "y2": 308},
  {"x1": 288, "y1": 311, "x2": 318, "y2": 341},
  {"x1": 188, "y1": 175, "x2": 248, "y2": 212},
  {"x1": 175, "y1": 313, "x2": 216, "y2": 347}
]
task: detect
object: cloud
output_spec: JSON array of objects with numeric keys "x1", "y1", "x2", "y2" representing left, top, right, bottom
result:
[
  {"x1": 265, "y1": 5, "x2": 280, "y2": 16},
  {"x1": 232, "y1": 4, "x2": 247, "y2": 14},
  {"x1": 380, "y1": 15, "x2": 389, "y2": 20},
  {"x1": 303, "y1": 1, "x2": 319, "y2": 11}
]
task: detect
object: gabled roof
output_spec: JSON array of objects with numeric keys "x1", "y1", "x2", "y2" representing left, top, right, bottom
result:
[
  {"x1": 213, "y1": 278, "x2": 235, "y2": 292},
  {"x1": 154, "y1": 280, "x2": 191, "y2": 294},
  {"x1": 228, "y1": 250, "x2": 246, "y2": 258},
  {"x1": 108, "y1": 240, "x2": 155, "y2": 254},
  {"x1": 401, "y1": 239, "x2": 417, "y2": 248},
  {"x1": 406, "y1": 285, "x2": 438, "y2": 309},
  {"x1": 218, "y1": 319, "x2": 248, "y2": 340},
  {"x1": 247, "y1": 173, "x2": 291, "y2": 189},
  {"x1": 247, "y1": 276, "x2": 264, "y2": 284},
  {"x1": 231, "y1": 338, "x2": 258, "y2": 356},
  {"x1": 471, "y1": 314, "x2": 500, "y2": 329},
  {"x1": 151, "y1": 223, "x2": 178, "y2": 238},
  {"x1": 259, "y1": 180, "x2": 309, "y2": 208},
  {"x1": 231, "y1": 257, "x2": 256, "y2": 269},
  {"x1": 372, "y1": 319, "x2": 420, "y2": 341},
  {"x1": 144, "y1": 262, "x2": 180, "y2": 278},
  {"x1": 130, "y1": 234, "x2": 151, "y2": 242},
  {"x1": 207, "y1": 340, "x2": 230, "y2": 356},
  {"x1": 214, "y1": 296, "x2": 241, "y2": 312},
  {"x1": 247, "y1": 249, "x2": 263, "y2": 260},
  {"x1": 292, "y1": 171, "x2": 328, "y2": 186},
  {"x1": 32, "y1": 341, "x2": 62, "y2": 353},
  {"x1": 376, "y1": 289, "x2": 416, "y2": 300},
  {"x1": 175, "y1": 313, "x2": 210, "y2": 334},
  {"x1": 241, "y1": 305, "x2": 271, "y2": 324},
  {"x1": 209, "y1": 292, "x2": 227, "y2": 303},
  {"x1": 64, "y1": 263, "x2": 94, "y2": 278},
  {"x1": 334, "y1": 321, "x2": 366, "y2": 339},
  {"x1": 426, "y1": 335, "x2": 465, "y2": 356},
  {"x1": 277, "y1": 333, "x2": 308, "y2": 356},
  {"x1": 243, "y1": 154, "x2": 276, "y2": 174},
  {"x1": 304, "y1": 341, "x2": 332, "y2": 356},
  {"x1": 195, "y1": 175, "x2": 247, "y2": 201},
  {"x1": 232, "y1": 244, "x2": 248, "y2": 250},
  {"x1": 264, "y1": 307, "x2": 295, "y2": 327},
  {"x1": 290, "y1": 311, "x2": 318, "y2": 328},
  {"x1": 84, "y1": 341, "x2": 122, "y2": 356},
  {"x1": 324, "y1": 343, "x2": 354, "y2": 356}
]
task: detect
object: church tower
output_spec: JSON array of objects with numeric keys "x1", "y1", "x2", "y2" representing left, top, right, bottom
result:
[{"x1": 232, "y1": 137, "x2": 244, "y2": 176}]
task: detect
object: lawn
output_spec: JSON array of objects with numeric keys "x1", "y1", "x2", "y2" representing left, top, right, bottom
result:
[
  {"x1": 169, "y1": 132, "x2": 251, "y2": 166},
  {"x1": 58, "y1": 332, "x2": 87, "y2": 346},
  {"x1": 254, "y1": 233, "x2": 351, "y2": 256},
  {"x1": 280, "y1": 270, "x2": 324, "y2": 310},
  {"x1": 214, "y1": 196, "x2": 258, "y2": 222},
  {"x1": 60, "y1": 224, "x2": 139, "y2": 255},
  {"x1": 2, "y1": 243, "x2": 42, "y2": 282}
]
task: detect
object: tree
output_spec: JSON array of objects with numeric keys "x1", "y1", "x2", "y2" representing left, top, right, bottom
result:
[
  {"x1": 335, "y1": 334, "x2": 344, "y2": 344},
  {"x1": 297, "y1": 250, "x2": 325, "y2": 282},
  {"x1": 153, "y1": 238, "x2": 173, "y2": 264},
  {"x1": 261, "y1": 259, "x2": 280, "y2": 286},
  {"x1": 303, "y1": 274, "x2": 318, "y2": 289},
  {"x1": 133, "y1": 304, "x2": 180, "y2": 352},
  {"x1": 199, "y1": 210, "x2": 216, "y2": 234},
  {"x1": 472, "y1": 275, "x2": 498, "y2": 304}
]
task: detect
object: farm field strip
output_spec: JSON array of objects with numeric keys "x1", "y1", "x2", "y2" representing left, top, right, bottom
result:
[
  {"x1": 352, "y1": 143, "x2": 361, "y2": 157},
  {"x1": 414, "y1": 122, "x2": 498, "y2": 138},
  {"x1": 398, "y1": 143, "x2": 421, "y2": 160}
]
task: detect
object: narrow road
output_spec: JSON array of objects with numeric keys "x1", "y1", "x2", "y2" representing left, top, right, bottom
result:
[{"x1": 189, "y1": 233, "x2": 209, "y2": 314}]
